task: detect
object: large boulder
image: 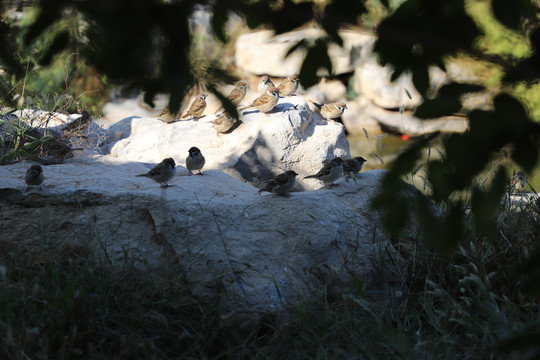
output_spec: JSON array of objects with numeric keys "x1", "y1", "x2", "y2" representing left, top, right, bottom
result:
[
  {"x1": 1, "y1": 159, "x2": 406, "y2": 318},
  {"x1": 235, "y1": 29, "x2": 375, "y2": 77},
  {"x1": 101, "y1": 96, "x2": 350, "y2": 190}
]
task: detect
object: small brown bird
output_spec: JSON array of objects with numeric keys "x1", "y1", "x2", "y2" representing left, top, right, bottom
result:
[
  {"x1": 239, "y1": 87, "x2": 280, "y2": 115},
  {"x1": 25, "y1": 164, "x2": 44, "y2": 191},
  {"x1": 157, "y1": 107, "x2": 180, "y2": 123},
  {"x1": 43, "y1": 137, "x2": 84, "y2": 161},
  {"x1": 258, "y1": 75, "x2": 275, "y2": 95},
  {"x1": 304, "y1": 157, "x2": 344, "y2": 187},
  {"x1": 62, "y1": 110, "x2": 92, "y2": 135},
  {"x1": 209, "y1": 112, "x2": 237, "y2": 133},
  {"x1": 182, "y1": 93, "x2": 208, "y2": 119},
  {"x1": 277, "y1": 75, "x2": 299, "y2": 97},
  {"x1": 321, "y1": 102, "x2": 347, "y2": 120},
  {"x1": 214, "y1": 81, "x2": 248, "y2": 114},
  {"x1": 136, "y1": 158, "x2": 176, "y2": 188},
  {"x1": 343, "y1": 156, "x2": 367, "y2": 181},
  {"x1": 510, "y1": 171, "x2": 528, "y2": 192},
  {"x1": 258, "y1": 170, "x2": 298, "y2": 196},
  {"x1": 186, "y1": 146, "x2": 205, "y2": 175}
]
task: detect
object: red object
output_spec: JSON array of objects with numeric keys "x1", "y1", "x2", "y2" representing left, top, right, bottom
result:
[{"x1": 401, "y1": 134, "x2": 410, "y2": 141}]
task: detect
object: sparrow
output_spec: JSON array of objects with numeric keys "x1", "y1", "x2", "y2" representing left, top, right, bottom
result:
[
  {"x1": 186, "y1": 146, "x2": 205, "y2": 175},
  {"x1": 157, "y1": 107, "x2": 180, "y2": 123},
  {"x1": 310, "y1": 100, "x2": 348, "y2": 134},
  {"x1": 343, "y1": 156, "x2": 367, "y2": 180},
  {"x1": 136, "y1": 158, "x2": 176, "y2": 188},
  {"x1": 239, "y1": 86, "x2": 280, "y2": 115},
  {"x1": 304, "y1": 157, "x2": 344, "y2": 187},
  {"x1": 320, "y1": 102, "x2": 348, "y2": 120},
  {"x1": 214, "y1": 81, "x2": 248, "y2": 114},
  {"x1": 43, "y1": 137, "x2": 84, "y2": 161},
  {"x1": 25, "y1": 164, "x2": 44, "y2": 191},
  {"x1": 510, "y1": 171, "x2": 528, "y2": 192},
  {"x1": 258, "y1": 170, "x2": 298, "y2": 196},
  {"x1": 182, "y1": 93, "x2": 208, "y2": 119},
  {"x1": 257, "y1": 75, "x2": 275, "y2": 95},
  {"x1": 209, "y1": 112, "x2": 237, "y2": 133},
  {"x1": 277, "y1": 75, "x2": 299, "y2": 97},
  {"x1": 62, "y1": 110, "x2": 91, "y2": 135}
]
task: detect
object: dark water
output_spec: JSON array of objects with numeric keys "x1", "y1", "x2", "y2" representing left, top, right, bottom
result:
[{"x1": 348, "y1": 133, "x2": 540, "y2": 191}]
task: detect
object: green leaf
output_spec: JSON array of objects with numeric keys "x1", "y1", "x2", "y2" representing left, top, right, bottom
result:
[
  {"x1": 492, "y1": 0, "x2": 522, "y2": 30},
  {"x1": 414, "y1": 97, "x2": 461, "y2": 119},
  {"x1": 270, "y1": 0, "x2": 314, "y2": 35},
  {"x1": 504, "y1": 28, "x2": 540, "y2": 83},
  {"x1": 411, "y1": 65, "x2": 429, "y2": 97},
  {"x1": 38, "y1": 30, "x2": 70, "y2": 66},
  {"x1": 433, "y1": 201, "x2": 464, "y2": 255},
  {"x1": 0, "y1": 21, "x2": 24, "y2": 76},
  {"x1": 285, "y1": 39, "x2": 307, "y2": 58},
  {"x1": 416, "y1": 196, "x2": 463, "y2": 255},
  {"x1": 415, "y1": 82, "x2": 484, "y2": 118},
  {"x1": 516, "y1": 0, "x2": 538, "y2": 18},
  {"x1": 374, "y1": 0, "x2": 479, "y2": 78},
  {"x1": 24, "y1": 0, "x2": 68, "y2": 45},
  {"x1": 211, "y1": 2, "x2": 229, "y2": 43},
  {"x1": 471, "y1": 167, "x2": 507, "y2": 236},
  {"x1": 427, "y1": 160, "x2": 453, "y2": 201},
  {"x1": 389, "y1": 133, "x2": 438, "y2": 177},
  {"x1": 298, "y1": 39, "x2": 332, "y2": 88},
  {"x1": 320, "y1": 0, "x2": 366, "y2": 46},
  {"x1": 511, "y1": 138, "x2": 539, "y2": 173}
]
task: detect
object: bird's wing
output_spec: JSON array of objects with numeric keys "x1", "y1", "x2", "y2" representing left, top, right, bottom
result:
[
  {"x1": 250, "y1": 94, "x2": 270, "y2": 107},
  {"x1": 192, "y1": 99, "x2": 207, "y2": 112},
  {"x1": 305, "y1": 164, "x2": 333, "y2": 178},
  {"x1": 228, "y1": 88, "x2": 242, "y2": 101},
  {"x1": 314, "y1": 164, "x2": 333, "y2": 177},
  {"x1": 273, "y1": 173, "x2": 290, "y2": 185},
  {"x1": 147, "y1": 164, "x2": 165, "y2": 176}
]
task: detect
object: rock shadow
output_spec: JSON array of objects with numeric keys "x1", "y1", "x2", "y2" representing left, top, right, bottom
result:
[{"x1": 99, "y1": 116, "x2": 140, "y2": 154}]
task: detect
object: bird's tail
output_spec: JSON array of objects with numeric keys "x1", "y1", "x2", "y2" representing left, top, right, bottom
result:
[
  {"x1": 136, "y1": 174, "x2": 147, "y2": 177},
  {"x1": 304, "y1": 175, "x2": 316, "y2": 179}
]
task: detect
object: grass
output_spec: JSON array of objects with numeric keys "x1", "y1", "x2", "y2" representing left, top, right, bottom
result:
[{"x1": 0, "y1": 193, "x2": 538, "y2": 359}]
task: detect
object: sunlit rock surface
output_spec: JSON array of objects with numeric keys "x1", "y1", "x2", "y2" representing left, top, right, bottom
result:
[{"x1": 1, "y1": 160, "x2": 405, "y2": 318}]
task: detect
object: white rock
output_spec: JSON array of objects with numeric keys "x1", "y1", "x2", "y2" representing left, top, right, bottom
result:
[
  {"x1": 8, "y1": 108, "x2": 79, "y2": 131},
  {"x1": 341, "y1": 96, "x2": 383, "y2": 136},
  {"x1": 0, "y1": 159, "x2": 406, "y2": 318},
  {"x1": 303, "y1": 78, "x2": 348, "y2": 105},
  {"x1": 340, "y1": 96, "x2": 468, "y2": 137},
  {"x1": 354, "y1": 62, "x2": 447, "y2": 110},
  {"x1": 102, "y1": 96, "x2": 350, "y2": 190},
  {"x1": 103, "y1": 98, "x2": 164, "y2": 122},
  {"x1": 235, "y1": 29, "x2": 375, "y2": 77},
  {"x1": 371, "y1": 107, "x2": 469, "y2": 136}
]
